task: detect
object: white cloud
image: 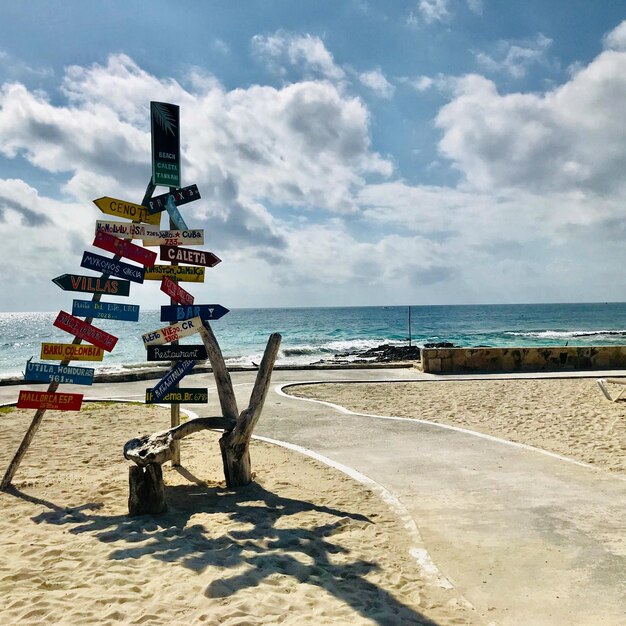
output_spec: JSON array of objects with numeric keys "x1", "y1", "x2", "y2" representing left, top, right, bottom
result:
[
  {"x1": 474, "y1": 34, "x2": 553, "y2": 79},
  {"x1": 358, "y1": 68, "x2": 395, "y2": 98},
  {"x1": 603, "y1": 20, "x2": 626, "y2": 51},
  {"x1": 252, "y1": 32, "x2": 345, "y2": 81},
  {"x1": 417, "y1": 0, "x2": 450, "y2": 24},
  {"x1": 466, "y1": 0, "x2": 483, "y2": 15}
]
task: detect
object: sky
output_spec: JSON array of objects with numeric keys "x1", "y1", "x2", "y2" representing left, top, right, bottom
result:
[{"x1": 1, "y1": 0, "x2": 626, "y2": 311}]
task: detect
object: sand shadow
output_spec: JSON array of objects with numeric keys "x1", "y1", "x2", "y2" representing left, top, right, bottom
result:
[{"x1": 10, "y1": 480, "x2": 440, "y2": 625}]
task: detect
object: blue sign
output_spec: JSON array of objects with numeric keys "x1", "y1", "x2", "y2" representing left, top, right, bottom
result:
[
  {"x1": 72, "y1": 299, "x2": 140, "y2": 321},
  {"x1": 149, "y1": 359, "x2": 196, "y2": 403},
  {"x1": 24, "y1": 358, "x2": 94, "y2": 386},
  {"x1": 81, "y1": 251, "x2": 145, "y2": 283},
  {"x1": 160, "y1": 304, "x2": 229, "y2": 322},
  {"x1": 165, "y1": 195, "x2": 188, "y2": 230}
]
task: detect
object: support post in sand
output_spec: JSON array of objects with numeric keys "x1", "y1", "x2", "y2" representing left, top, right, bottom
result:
[
  {"x1": 198, "y1": 321, "x2": 282, "y2": 487},
  {"x1": 128, "y1": 464, "x2": 167, "y2": 515},
  {"x1": 0, "y1": 180, "x2": 157, "y2": 491}
]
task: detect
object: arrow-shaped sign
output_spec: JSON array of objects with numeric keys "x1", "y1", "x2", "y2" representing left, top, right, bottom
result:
[
  {"x1": 52, "y1": 274, "x2": 131, "y2": 296},
  {"x1": 148, "y1": 359, "x2": 196, "y2": 403},
  {"x1": 24, "y1": 358, "x2": 94, "y2": 386},
  {"x1": 142, "y1": 316, "x2": 203, "y2": 346},
  {"x1": 160, "y1": 304, "x2": 229, "y2": 323},
  {"x1": 146, "y1": 184, "x2": 200, "y2": 215},
  {"x1": 160, "y1": 276, "x2": 194, "y2": 305},
  {"x1": 93, "y1": 197, "x2": 160, "y2": 226},
  {"x1": 53, "y1": 311, "x2": 118, "y2": 352},
  {"x1": 81, "y1": 251, "x2": 145, "y2": 284},
  {"x1": 72, "y1": 299, "x2": 140, "y2": 322},
  {"x1": 159, "y1": 245, "x2": 221, "y2": 268},
  {"x1": 93, "y1": 230, "x2": 157, "y2": 266}
]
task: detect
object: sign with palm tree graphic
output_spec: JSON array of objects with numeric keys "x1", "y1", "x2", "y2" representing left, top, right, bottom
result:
[{"x1": 151, "y1": 101, "x2": 180, "y2": 187}]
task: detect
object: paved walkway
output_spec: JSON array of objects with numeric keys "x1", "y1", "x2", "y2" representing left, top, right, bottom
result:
[{"x1": 2, "y1": 368, "x2": 625, "y2": 625}]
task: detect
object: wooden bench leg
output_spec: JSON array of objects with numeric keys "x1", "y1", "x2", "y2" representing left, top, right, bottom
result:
[{"x1": 128, "y1": 463, "x2": 167, "y2": 516}]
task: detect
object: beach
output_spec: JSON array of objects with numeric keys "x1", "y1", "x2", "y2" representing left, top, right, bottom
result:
[
  {"x1": 0, "y1": 401, "x2": 474, "y2": 625},
  {"x1": 287, "y1": 378, "x2": 626, "y2": 475}
]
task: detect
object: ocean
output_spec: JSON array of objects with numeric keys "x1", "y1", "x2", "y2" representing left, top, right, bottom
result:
[{"x1": 2, "y1": 303, "x2": 626, "y2": 379}]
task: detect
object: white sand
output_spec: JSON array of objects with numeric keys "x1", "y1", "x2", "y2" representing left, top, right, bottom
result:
[
  {"x1": 0, "y1": 402, "x2": 474, "y2": 625},
  {"x1": 288, "y1": 378, "x2": 625, "y2": 474}
]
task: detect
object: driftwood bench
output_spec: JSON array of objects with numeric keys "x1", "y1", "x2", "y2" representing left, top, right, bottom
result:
[{"x1": 124, "y1": 322, "x2": 281, "y2": 516}]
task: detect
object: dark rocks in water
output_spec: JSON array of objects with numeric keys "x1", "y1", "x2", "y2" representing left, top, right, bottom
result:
[
  {"x1": 423, "y1": 342, "x2": 456, "y2": 349},
  {"x1": 355, "y1": 344, "x2": 422, "y2": 362}
]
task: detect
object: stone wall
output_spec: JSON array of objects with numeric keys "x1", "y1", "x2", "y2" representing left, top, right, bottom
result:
[{"x1": 419, "y1": 346, "x2": 626, "y2": 374}]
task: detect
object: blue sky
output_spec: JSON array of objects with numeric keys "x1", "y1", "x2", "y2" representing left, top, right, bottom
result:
[{"x1": 1, "y1": 0, "x2": 626, "y2": 310}]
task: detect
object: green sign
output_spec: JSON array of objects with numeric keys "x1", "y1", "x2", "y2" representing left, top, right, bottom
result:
[{"x1": 151, "y1": 101, "x2": 180, "y2": 187}]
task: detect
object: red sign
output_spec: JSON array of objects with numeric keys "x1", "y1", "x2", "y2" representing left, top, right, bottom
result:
[
  {"x1": 160, "y1": 276, "x2": 194, "y2": 305},
  {"x1": 93, "y1": 230, "x2": 157, "y2": 266},
  {"x1": 53, "y1": 311, "x2": 118, "y2": 352},
  {"x1": 17, "y1": 390, "x2": 83, "y2": 411},
  {"x1": 160, "y1": 245, "x2": 221, "y2": 268}
]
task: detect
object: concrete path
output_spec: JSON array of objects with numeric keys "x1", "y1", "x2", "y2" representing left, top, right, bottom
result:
[{"x1": 2, "y1": 368, "x2": 625, "y2": 625}]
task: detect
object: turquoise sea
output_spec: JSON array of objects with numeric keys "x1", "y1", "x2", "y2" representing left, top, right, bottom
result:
[{"x1": 2, "y1": 303, "x2": 626, "y2": 379}]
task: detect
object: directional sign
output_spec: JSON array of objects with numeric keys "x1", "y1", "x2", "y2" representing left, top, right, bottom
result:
[
  {"x1": 144, "y1": 265, "x2": 205, "y2": 283},
  {"x1": 165, "y1": 195, "x2": 188, "y2": 230},
  {"x1": 40, "y1": 343, "x2": 105, "y2": 361},
  {"x1": 146, "y1": 344, "x2": 207, "y2": 362},
  {"x1": 146, "y1": 184, "x2": 200, "y2": 215},
  {"x1": 143, "y1": 229, "x2": 204, "y2": 247},
  {"x1": 160, "y1": 304, "x2": 229, "y2": 323},
  {"x1": 24, "y1": 359, "x2": 94, "y2": 386},
  {"x1": 52, "y1": 274, "x2": 130, "y2": 296},
  {"x1": 160, "y1": 276, "x2": 194, "y2": 305},
  {"x1": 81, "y1": 251, "x2": 145, "y2": 284},
  {"x1": 18, "y1": 390, "x2": 83, "y2": 411},
  {"x1": 72, "y1": 299, "x2": 140, "y2": 322},
  {"x1": 146, "y1": 388, "x2": 208, "y2": 404},
  {"x1": 151, "y1": 101, "x2": 180, "y2": 187},
  {"x1": 160, "y1": 245, "x2": 221, "y2": 268},
  {"x1": 149, "y1": 359, "x2": 196, "y2": 403},
  {"x1": 93, "y1": 197, "x2": 160, "y2": 226},
  {"x1": 142, "y1": 316, "x2": 203, "y2": 347},
  {"x1": 95, "y1": 221, "x2": 163, "y2": 240},
  {"x1": 53, "y1": 311, "x2": 118, "y2": 352},
  {"x1": 93, "y1": 231, "x2": 157, "y2": 266}
]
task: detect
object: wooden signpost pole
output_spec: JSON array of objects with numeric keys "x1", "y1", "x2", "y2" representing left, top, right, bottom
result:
[
  {"x1": 0, "y1": 179, "x2": 156, "y2": 491},
  {"x1": 168, "y1": 186, "x2": 181, "y2": 466}
]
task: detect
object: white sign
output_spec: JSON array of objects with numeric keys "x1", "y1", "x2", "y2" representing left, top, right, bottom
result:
[{"x1": 142, "y1": 316, "x2": 203, "y2": 347}]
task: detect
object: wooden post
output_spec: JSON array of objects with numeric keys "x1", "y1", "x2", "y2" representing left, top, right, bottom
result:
[
  {"x1": 128, "y1": 464, "x2": 167, "y2": 515},
  {"x1": 168, "y1": 185, "x2": 181, "y2": 466},
  {"x1": 0, "y1": 179, "x2": 157, "y2": 491},
  {"x1": 219, "y1": 333, "x2": 281, "y2": 487}
]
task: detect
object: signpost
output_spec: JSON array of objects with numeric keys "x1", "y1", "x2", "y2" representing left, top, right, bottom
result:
[
  {"x1": 24, "y1": 359, "x2": 94, "y2": 386},
  {"x1": 146, "y1": 344, "x2": 207, "y2": 361},
  {"x1": 146, "y1": 184, "x2": 200, "y2": 214},
  {"x1": 160, "y1": 276, "x2": 194, "y2": 305},
  {"x1": 142, "y1": 316, "x2": 203, "y2": 347},
  {"x1": 151, "y1": 101, "x2": 181, "y2": 187},
  {"x1": 160, "y1": 245, "x2": 221, "y2": 267},
  {"x1": 72, "y1": 300, "x2": 140, "y2": 322},
  {"x1": 17, "y1": 390, "x2": 83, "y2": 411},
  {"x1": 40, "y1": 343, "x2": 105, "y2": 361},
  {"x1": 93, "y1": 196, "x2": 161, "y2": 225},
  {"x1": 52, "y1": 274, "x2": 131, "y2": 296},
  {"x1": 160, "y1": 304, "x2": 229, "y2": 322},
  {"x1": 164, "y1": 195, "x2": 188, "y2": 230},
  {"x1": 53, "y1": 311, "x2": 118, "y2": 352},
  {"x1": 93, "y1": 231, "x2": 157, "y2": 266},
  {"x1": 146, "y1": 388, "x2": 208, "y2": 404},
  {"x1": 81, "y1": 251, "x2": 145, "y2": 284},
  {"x1": 148, "y1": 359, "x2": 196, "y2": 403},
  {"x1": 143, "y1": 229, "x2": 204, "y2": 247},
  {"x1": 144, "y1": 265, "x2": 205, "y2": 282}
]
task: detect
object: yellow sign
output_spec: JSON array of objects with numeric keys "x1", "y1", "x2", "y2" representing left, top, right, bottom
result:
[
  {"x1": 40, "y1": 343, "x2": 105, "y2": 361},
  {"x1": 144, "y1": 265, "x2": 205, "y2": 283},
  {"x1": 93, "y1": 197, "x2": 161, "y2": 226}
]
